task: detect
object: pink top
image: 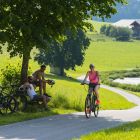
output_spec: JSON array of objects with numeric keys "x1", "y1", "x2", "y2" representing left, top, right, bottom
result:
[{"x1": 88, "y1": 71, "x2": 99, "y2": 84}]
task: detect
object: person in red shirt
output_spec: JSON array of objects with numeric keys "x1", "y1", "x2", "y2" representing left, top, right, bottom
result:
[{"x1": 82, "y1": 64, "x2": 100, "y2": 104}]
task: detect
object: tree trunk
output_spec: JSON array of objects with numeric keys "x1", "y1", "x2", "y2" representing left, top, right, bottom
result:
[
  {"x1": 20, "y1": 50, "x2": 31, "y2": 84},
  {"x1": 60, "y1": 65, "x2": 64, "y2": 76}
]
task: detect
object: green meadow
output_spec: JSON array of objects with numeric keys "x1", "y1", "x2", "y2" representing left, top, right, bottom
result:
[
  {"x1": 67, "y1": 40, "x2": 140, "y2": 77},
  {"x1": 0, "y1": 21, "x2": 139, "y2": 125},
  {"x1": 77, "y1": 120, "x2": 140, "y2": 140},
  {"x1": 0, "y1": 75, "x2": 135, "y2": 125}
]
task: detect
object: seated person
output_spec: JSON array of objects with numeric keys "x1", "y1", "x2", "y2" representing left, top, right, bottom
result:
[
  {"x1": 20, "y1": 76, "x2": 50, "y2": 109},
  {"x1": 32, "y1": 65, "x2": 51, "y2": 97}
]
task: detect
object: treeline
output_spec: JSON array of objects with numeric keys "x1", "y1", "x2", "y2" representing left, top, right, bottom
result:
[{"x1": 100, "y1": 25, "x2": 133, "y2": 41}]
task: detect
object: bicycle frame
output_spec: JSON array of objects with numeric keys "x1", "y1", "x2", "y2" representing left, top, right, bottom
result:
[{"x1": 82, "y1": 83, "x2": 99, "y2": 118}]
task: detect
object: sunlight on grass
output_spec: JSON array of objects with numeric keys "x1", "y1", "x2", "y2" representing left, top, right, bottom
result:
[
  {"x1": 77, "y1": 120, "x2": 140, "y2": 140},
  {"x1": 46, "y1": 75, "x2": 135, "y2": 111},
  {"x1": 67, "y1": 40, "x2": 140, "y2": 77}
]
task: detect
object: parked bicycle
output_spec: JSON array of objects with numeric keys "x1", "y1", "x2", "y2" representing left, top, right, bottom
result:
[
  {"x1": 0, "y1": 86, "x2": 17, "y2": 115},
  {"x1": 81, "y1": 83, "x2": 99, "y2": 118}
]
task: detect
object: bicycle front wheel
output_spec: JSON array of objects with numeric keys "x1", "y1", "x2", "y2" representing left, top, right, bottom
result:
[
  {"x1": 85, "y1": 96, "x2": 91, "y2": 118},
  {"x1": 93, "y1": 105, "x2": 99, "y2": 117},
  {"x1": 0, "y1": 96, "x2": 17, "y2": 115}
]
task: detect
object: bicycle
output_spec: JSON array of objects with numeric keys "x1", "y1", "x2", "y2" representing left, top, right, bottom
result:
[
  {"x1": 82, "y1": 83, "x2": 99, "y2": 118},
  {"x1": 10, "y1": 84, "x2": 28, "y2": 111},
  {"x1": 0, "y1": 86, "x2": 17, "y2": 115}
]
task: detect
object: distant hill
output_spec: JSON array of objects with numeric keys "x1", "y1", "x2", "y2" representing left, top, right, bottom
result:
[{"x1": 94, "y1": 0, "x2": 140, "y2": 22}]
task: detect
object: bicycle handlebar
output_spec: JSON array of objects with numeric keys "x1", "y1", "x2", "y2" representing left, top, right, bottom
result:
[{"x1": 81, "y1": 82, "x2": 89, "y2": 85}]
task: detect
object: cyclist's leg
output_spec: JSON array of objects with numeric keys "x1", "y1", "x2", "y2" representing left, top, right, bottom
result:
[
  {"x1": 94, "y1": 85, "x2": 100, "y2": 101},
  {"x1": 42, "y1": 95, "x2": 48, "y2": 108},
  {"x1": 42, "y1": 81, "x2": 47, "y2": 94},
  {"x1": 88, "y1": 86, "x2": 93, "y2": 97},
  {"x1": 34, "y1": 80, "x2": 43, "y2": 95}
]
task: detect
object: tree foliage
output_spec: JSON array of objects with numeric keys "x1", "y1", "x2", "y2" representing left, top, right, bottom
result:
[
  {"x1": 0, "y1": 0, "x2": 126, "y2": 82},
  {"x1": 100, "y1": 25, "x2": 132, "y2": 41},
  {"x1": 35, "y1": 29, "x2": 90, "y2": 75},
  {"x1": 95, "y1": 0, "x2": 140, "y2": 22}
]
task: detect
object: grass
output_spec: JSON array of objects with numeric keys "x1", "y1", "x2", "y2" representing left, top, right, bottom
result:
[
  {"x1": 67, "y1": 40, "x2": 140, "y2": 77},
  {"x1": 45, "y1": 75, "x2": 135, "y2": 111},
  {"x1": 0, "y1": 75, "x2": 135, "y2": 126},
  {"x1": 0, "y1": 20, "x2": 139, "y2": 125},
  {"x1": 76, "y1": 120, "x2": 140, "y2": 140},
  {"x1": 87, "y1": 20, "x2": 110, "y2": 33},
  {"x1": 100, "y1": 69, "x2": 140, "y2": 92},
  {"x1": 1, "y1": 21, "x2": 140, "y2": 78},
  {"x1": 130, "y1": 91, "x2": 140, "y2": 97},
  {"x1": 125, "y1": 90, "x2": 140, "y2": 98}
]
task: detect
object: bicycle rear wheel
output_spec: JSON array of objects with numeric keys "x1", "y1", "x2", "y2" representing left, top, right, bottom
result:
[
  {"x1": 92, "y1": 95, "x2": 99, "y2": 117},
  {"x1": 85, "y1": 96, "x2": 91, "y2": 118}
]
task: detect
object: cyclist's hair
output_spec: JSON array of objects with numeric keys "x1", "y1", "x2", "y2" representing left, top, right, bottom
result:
[
  {"x1": 89, "y1": 64, "x2": 94, "y2": 68},
  {"x1": 41, "y1": 65, "x2": 46, "y2": 69}
]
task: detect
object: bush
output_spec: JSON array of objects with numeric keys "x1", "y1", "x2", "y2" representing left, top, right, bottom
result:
[
  {"x1": 109, "y1": 26, "x2": 118, "y2": 37},
  {"x1": 100, "y1": 25, "x2": 133, "y2": 41},
  {"x1": 100, "y1": 25, "x2": 107, "y2": 34},
  {"x1": 105, "y1": 25, "x2": 112, "y2": 36},
  {"x1": 0, "y1": 63, "x2": 32, "y2": 92},
  {"x1": 0, "y1": 64, "x2": 21, "y2": 87}
]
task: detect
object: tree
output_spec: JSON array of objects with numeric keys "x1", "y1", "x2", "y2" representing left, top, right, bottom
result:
[
  {"x1": 35, "y1": 29, "x2": 90, "y2": 76},
  {"x1": 105, "y1": 25, "x2": 113, "y2": 36},
  {"x1": 94, "y1": 0, "x2": 140, "y2": 22},
  {"x1": 109, "y1": 26, "x2": 118, "y2": 37},
  {"x1": 100, "y1": 25, "x2": 132, "y2": 41},
  {"x1": 0, "y1": 0, "x2": 126, "y2": 83},
  {"x1": 100, "y1": 25, "x2": 107, "y2": 34},
  {"x1": 116, "y1": 27, "x2": 132, "y2": 41}
]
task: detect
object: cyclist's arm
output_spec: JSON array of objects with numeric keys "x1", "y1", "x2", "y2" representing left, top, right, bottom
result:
[
  {"x1": 42, "y1": 72, "x2": 47, "y2": 82},
  {"x1": 82, "y1": 72, "x2": 89, "y2": 84}
]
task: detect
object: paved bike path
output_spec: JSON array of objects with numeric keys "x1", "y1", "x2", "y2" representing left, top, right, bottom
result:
[{"x1": 0, "y1": 84, "x2": 140, "y2": 140}]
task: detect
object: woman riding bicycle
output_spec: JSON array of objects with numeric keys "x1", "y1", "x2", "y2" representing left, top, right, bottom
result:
[{"x1": 82, "y1": 64, "x2": 100, "y2": 105}]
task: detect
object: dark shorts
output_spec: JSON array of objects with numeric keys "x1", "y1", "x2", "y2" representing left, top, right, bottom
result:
[
  {"x1": 32, "y1": 94, "x2": 50, "y2": 101},
  {"x1": 32, "y1": 95, "x2": 42, "y2": 101},
  {"x1": 89, "y1": 83, "x2": 99, "y2": 91}
]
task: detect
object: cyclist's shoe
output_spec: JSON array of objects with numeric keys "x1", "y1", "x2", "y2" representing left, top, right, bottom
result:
[{"x1": 95, "y1": 100, "x2": 100, "y2": 105}]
